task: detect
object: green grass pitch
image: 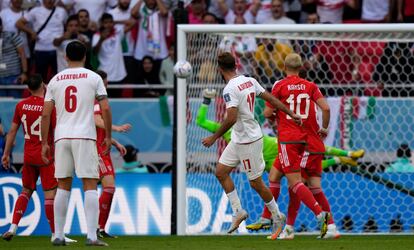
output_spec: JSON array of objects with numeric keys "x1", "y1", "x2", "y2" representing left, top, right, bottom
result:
[{"x1": 1, "y1": 235, "x2": 413, "y2": 250}]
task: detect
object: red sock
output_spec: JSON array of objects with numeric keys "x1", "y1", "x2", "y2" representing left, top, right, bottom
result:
[
  {"x1": 291, "y1": 182, "x2": 322, "y2": 216},
  {"x1": 99, "y1": 187, "x2": 115, "y2": 230},
  {"x1": 287, "y1": 187, "x2": 301, "y2": 226},
  {"x1": 44, "y1": 198, "x2": 55, "y2": 233},
  {"x1": 261, "y1": 181, "x2": 280, "y2": 219},
  {"x1": 310, "y1": 187, "x2": 334, "y2": 224},
  {"x1": 12, "y1": 191, "x2": 31, "y2": 225}
]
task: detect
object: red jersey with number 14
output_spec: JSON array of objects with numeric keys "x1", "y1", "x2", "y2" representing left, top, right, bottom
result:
[
  {"x1": 267, "y1": 75, "x2": 324, "y2": 144},
  {"x1": 12, "y1": 96, "x2": 56, "y2": 166}
]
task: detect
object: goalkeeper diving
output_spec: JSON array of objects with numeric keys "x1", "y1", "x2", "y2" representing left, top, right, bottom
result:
[{"x1": 196, "y1": 89, "x2": 365, "y2": 234}]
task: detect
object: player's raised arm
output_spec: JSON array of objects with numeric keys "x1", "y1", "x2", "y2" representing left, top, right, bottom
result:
[
  {"x1": 259, "y1": 91, "x2": 302, "y2": 125},
  {"x1": 41, "y1": 101, "x2": 55, "y2": 164}
]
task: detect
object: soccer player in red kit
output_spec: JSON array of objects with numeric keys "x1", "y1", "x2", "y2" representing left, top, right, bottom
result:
[
  {"x1": 94, "y1": 70, "x2": 130, "y2": 238},
  {"x1": 266, "y1": 53, "x2": 331, "y2": 238},
  {"x1": 1, "y1": 75, "x2": 57, "y2": 241}
]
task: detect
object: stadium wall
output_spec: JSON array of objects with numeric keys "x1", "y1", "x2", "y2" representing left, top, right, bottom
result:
[{"x1": 0, "y1": 173, "x2": 413, "y2": 235}]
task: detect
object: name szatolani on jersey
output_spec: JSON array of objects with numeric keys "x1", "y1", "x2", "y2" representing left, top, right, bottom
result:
[
  {"x1": 56, "y1": 73, "x2": 88, "y2": 81},
  {"x1": 287, "y1": 84, "x2": 306, "y2": 91},
  {"x1": 22, "y1": 104, "x2": 43, "y2": 112},
  {"x1": 237, "y1": 81, "x2": 253, "y2": 91}
]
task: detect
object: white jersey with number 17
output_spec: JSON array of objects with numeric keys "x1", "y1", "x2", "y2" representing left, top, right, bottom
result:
[
  {"x1": 223, "y1": 75, "x2": 265, "y2": 144},
  {"x1": 45, "y1": 67, "x2": 107, "y2": 142}
]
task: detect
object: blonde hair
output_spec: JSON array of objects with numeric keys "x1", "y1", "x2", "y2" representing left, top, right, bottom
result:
[{"x1": 284, "y1": 53, "x2": 303, "y2": 70}]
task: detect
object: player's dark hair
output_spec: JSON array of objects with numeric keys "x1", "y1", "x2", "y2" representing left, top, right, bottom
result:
[
  {"x1": 123, "y1": 145, "x2": 139, "y2": 163},
  {"x1": 66, "y1": 41, "x2": 86, "y2": 61},
  {"x1": 77, "y1": 8, "x2": 89, "y2": 17},
  {"x1": 397, "y1": 144, "x2": 411, "y2": 158},
  {"x1": 100, "y1": 13, "x2": 113, "y2": 23},
  {"x1": 218, "y1": 52, "x2": 236, "y2": 71},
  {"x1": 95, "y1": 70, "x2": 107, "y2": 81},
  {"x1": 26, "y1": 74, "x2": 43, "y2": 91},
  {"x1": 66, "y1": 14, "x2": 79, "y2": 27}
]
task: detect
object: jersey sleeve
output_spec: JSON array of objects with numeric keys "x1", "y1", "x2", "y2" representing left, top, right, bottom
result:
[
  {"x1": 310, "y1": 83, "x2": 324, "y2": 102},
  {"x1": 252, "y1": 78, "x2": 265, "y2": 96},
  {"x1": 12, "y1": 103, "x2": 21, "y2": 125},
  {"x1": 44, "y1": 82, "x2": 54, "y2": 102},
  {"x1": 95, "y1": 76, "x2": 108, "y2": 98},
  {"x1": 223, "y1": 86, "x2": 239, "y2": 109}
]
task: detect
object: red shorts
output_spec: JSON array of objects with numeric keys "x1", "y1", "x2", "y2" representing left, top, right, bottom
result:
[
  {"x1": 98, "y1": 154, "x2": 115, "y2": 178},
  {"x1": 278, "y1": 143, "x2": 306, "y2": 174},
  {"x1": 22, "y1": 163, "x2": 57, "y2": 191},
  {"x1": 306, "y1": 133, "x2": 325, "y2": 154},
  {"x1": 300, "y1": 153, "x2": 323, "y2": 178}
]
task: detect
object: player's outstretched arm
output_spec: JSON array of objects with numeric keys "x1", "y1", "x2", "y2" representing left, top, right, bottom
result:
[
  {"x1": 196, "y1": 104, "x2": 221, "y2": 133},
  {"x1": 259, "y1": 91, "x2": 302, "y2": 125},
  {"x1": 1, "y1": 122, "x2": 19, "y2": 169},
  {"x1": 94, "y1": 114, "x2": 131, "y2": 133},
  {"x1": 98, "y1": 97, "x2": 113, "y2": 155},
  {"x1": 41, "y1": 101, "x2": 54, "y2": 164},
  {"x1": 202, "y1": 107, "x2": 237, "y2": 148}
]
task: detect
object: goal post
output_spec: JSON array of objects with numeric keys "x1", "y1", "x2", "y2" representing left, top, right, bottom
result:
[{"x1": 175, "y1": 24, "x2": 414, "y2": 236}]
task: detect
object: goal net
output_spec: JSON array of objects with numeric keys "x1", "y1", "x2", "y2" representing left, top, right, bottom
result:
[{"x1": 176, "y1": 24, "x2": 414, "y2": 235}]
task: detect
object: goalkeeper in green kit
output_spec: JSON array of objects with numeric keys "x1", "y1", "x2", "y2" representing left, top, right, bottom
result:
[{"x1": 197, "y1": 89, "x2": 365, "y2": 231}]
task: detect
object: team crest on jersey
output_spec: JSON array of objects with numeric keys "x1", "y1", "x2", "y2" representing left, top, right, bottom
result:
[{"x1": 224, "y1": 93, "x2": 231, "y2": 102}]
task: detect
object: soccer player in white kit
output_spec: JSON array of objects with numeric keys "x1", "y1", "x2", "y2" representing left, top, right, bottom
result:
[
  {"x1": 202, "y1": 52, "x2": 302, "y2": 236},
  {"x1": 41, "y1": 41, "x2": 112, "y2": 246}
]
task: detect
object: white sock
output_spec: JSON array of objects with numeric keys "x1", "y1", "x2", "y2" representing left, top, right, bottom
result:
[
  {"x1": 226, "y1": 189, "x2": 242, "y2": 215},
  {"x1": 9, "y1": 224, "x2": 17, "y2": 234},
  {"x1": 54, "y1": 189, "x2": 70, "y2": 240},
  {"x1": 265, "y1": 198, "x2": 281, "y2": 220},
  {"x1": 84, "y1": 190, "x2": 99, "y2": 241},
  {"x1": 327, "y1": 224, "x2": 337, "y2": 230}
]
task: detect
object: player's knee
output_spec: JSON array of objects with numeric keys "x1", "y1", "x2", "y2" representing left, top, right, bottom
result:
[{"x1": 249, "y1": 178, "x2": 264, "y2": 191}]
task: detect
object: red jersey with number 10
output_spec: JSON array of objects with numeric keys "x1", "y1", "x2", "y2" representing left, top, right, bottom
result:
[
  {"x1": 267, "y1": 75, "x2": 324, "y2": 144},
  {"x1": 12, "y1": 96, "x2": 56, "y2": 166}
]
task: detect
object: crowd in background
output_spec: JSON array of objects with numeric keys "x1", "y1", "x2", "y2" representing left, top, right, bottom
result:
[{"x1": 0, "y1": 0, "x2": 413, "y2": 98}]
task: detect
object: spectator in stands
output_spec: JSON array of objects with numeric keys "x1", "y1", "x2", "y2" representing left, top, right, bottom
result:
[
  {"x1": 208, "y1": 0, "x2": 232, "y2": 21},
  {"x1": 306, "y1": 11, "x2": 319, "y2": 23},
  {"x1": 53, "y1": 14, "x2": 89, "y2": 72},
  {"x1": 361, "y1": 0, "x2": 391, "y2": 22},
  {"x1": 216, "y1": 0, "x2": 260, "y2": 24},
  {"x1": 254, "y1": 38, "x2": 292, "y2": 84},
  {"x1": 283, "y1": 0, "x2": 302, "y2": 23},
  {"x1": 398, "y1": 0, "x2": 414, "y2": 22},
  {"x1": 60, "y1": 0, "x2": 117, "y2": 24},
  {"x1": 136, "y1": 55, "x2": 163, "y2": 97},
  {"x1": 255, "y1": 0, "x2": 272, "y2": 24},
  {"x1": 117, "y1": 145, "x2": 149, "y2": 173},
  {"x1": 263, "y1": 0, "x2": 295, "y2": 24},
  {"x1": 373, "y1": 42, "x2": 414, "y2": 97},
  {"x1": 202, "y1": 12, "x2": 219, "y2": 24},
  {"x1": 93, "y1": 13, "x2": 134, "y2": 97},
  {"x1": 77, "y1": 9, "x2": 95, "y2": 41},
  {"x1": 16, "y1": 0, "x2": 67, "y2": 82},
  {"x1": 305, "y1": 0, "x2": 357, "y2": 23},
  {"x1": 159, "y1": 45, "x2": 174, "y2": 95},
  {"x1": 187, "y1": 0, "x2": 206, "y2": 24},
  {"x1": 109, "y1": 0, "x2": 137, "y2": 83},
  {"x1": 131, "y1": 0, "x2": 169, "y2": 79},
  {"x1": 0, "y1": 0, "x2": 30, "y2": 62},
  {"x1": 385, "y1": 144, "x2": 414, "y2": 173},
  {"x1": 162, "y1": 0, "x2": 177, "y2": 10},
  {"x1": 0, "y1": 17, "x2": 28, "y2": 98}
]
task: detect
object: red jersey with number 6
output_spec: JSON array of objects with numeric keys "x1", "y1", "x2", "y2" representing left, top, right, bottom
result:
[
  {"x1": 267, "y1": 75, "x2": 324, "y2": 144},
  {"x1": 12, "y1": 96, "x2": 56, "y2": 166}
]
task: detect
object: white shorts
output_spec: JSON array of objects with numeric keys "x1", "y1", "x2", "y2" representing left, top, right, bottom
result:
[
  {"x1": 219, "y1": 138, "x2": 265, "y2": 180},
  {"x1": 54, "y1": 139, "x2": 99, "y2": 179}
]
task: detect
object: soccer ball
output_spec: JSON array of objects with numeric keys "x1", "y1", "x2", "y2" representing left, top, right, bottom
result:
[{"x1": 174, "y1": 60, "x2": 192, "y2": 78}]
